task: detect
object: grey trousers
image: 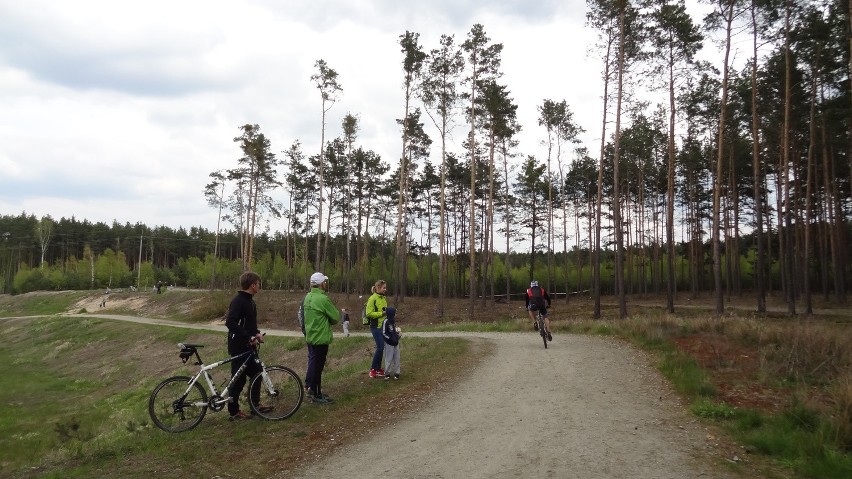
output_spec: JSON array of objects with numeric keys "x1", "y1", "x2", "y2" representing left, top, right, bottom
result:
[{"x1": 383, "y1": 343, "x2": 400, "y2": 375}]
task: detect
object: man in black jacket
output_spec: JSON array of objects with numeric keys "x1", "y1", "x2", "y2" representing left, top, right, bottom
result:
[{"x1": 225, "y1": 271, "x2": 265, "y2": 420}]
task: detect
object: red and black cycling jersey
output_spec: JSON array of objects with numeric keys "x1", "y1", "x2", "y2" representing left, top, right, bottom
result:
[{"x1": 525, "y1": 286, "x2": 551, "y2": 309}]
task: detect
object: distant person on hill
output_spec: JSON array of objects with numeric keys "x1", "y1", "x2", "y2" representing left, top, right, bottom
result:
[
  {"x1": 366, "y1": 279, "x2": 389, "y2": 378},
  {"x1": 100, "y1": 287, "x2": 110, "y2": 308},
  {"x1": 156, "y1": 281, "x2": 163, "y2": 294},
  {"x1": 342, "y1": 309, "x2": 350, "y2": 337},
  {"x1": 224, "y1": 271, "x2": 265, "y2": 420}
]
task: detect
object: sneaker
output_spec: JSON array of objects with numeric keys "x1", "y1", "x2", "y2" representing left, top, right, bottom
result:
[
  {"x1": 394, "y1": 374, "x2": 399, "y2": 380},
  {"x1": 384, "y1": 374, "x2": 391, "y2": 381},
  {"x1": 533, "y1": 322, "x2": 539, "y2": 331},
  {"x1": 310, "y1": 395, "x2": 331, "y2": 405},
  {"x1": 369, "y1": 369, "x2": 377, "y2": 378},
  {"x1": 255, "y1": 404, "x2": 274, "y2": 413},
  {"x1": 547, "y1": 332, "x2": 553, "y2": 341},
  {"x1": 377, "y1": 368, "x2": 386, "y2": 377},
  {"x1": 229, "y1": 411, "x2": 253, "y2": 421},
  {"x1": 318, "y1": 393, "x2": 334, "y2": 403}
]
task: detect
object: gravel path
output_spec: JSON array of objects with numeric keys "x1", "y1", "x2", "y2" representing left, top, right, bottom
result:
[{"x1": 288, "y1": 331, "x2": 736, "y2": 479}]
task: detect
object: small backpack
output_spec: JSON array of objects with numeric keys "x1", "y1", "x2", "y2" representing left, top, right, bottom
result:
[
  {"x1": 361, "y1": 299, "x2": 369, "y2": 326},
  {"x1": 528, "y1": 286, "x2": 546, "y2": 309},
  {"x1": 297, "y1": 298, "x2": 306, "y2": 336}
]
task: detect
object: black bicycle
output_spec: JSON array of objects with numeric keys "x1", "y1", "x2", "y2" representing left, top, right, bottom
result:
[
  {"x1": 537, "y1": 310, "x2": 550, "y2": 349},
  {"x1": 148, "y1": 341, "x2": 303, "y2": 432}
]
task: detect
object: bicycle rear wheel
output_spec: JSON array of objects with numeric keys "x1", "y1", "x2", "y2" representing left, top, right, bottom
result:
[
  {"x1": 149, "y1": 376, "x2": 208, "y2": 432},
  {"x1": 250, "y1": 366, "x2": 304, "y2": 420},
  {"x1": 538, "y1": 315, "x2": 548, "y2": 349}
]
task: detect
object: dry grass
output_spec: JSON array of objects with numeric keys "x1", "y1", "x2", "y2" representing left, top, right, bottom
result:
[{"x1": 833, "y1": 373, "x2": 852, "y2": 450}]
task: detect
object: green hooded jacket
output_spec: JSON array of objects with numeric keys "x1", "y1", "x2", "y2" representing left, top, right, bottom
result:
[
  {"x1": 303, "y1": 287, "x2": 339, "y2": 345},
  {"x1": 366, "y1": 292, "x2": 388, "y2": 329}
]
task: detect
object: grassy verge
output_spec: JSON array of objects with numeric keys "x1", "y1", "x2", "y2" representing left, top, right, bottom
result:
[
  {"x1": 0, "y1": 316, "x2": 486, "y2": 479},
  {"x1": 0, "y1": 291, "x2": 90, "y2": 317},
  {"x1": 560, "y1": 314, "x2": 852, "y2": 479}
]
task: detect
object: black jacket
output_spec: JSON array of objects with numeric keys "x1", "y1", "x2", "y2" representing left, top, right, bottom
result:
[
  {"x1": 225, "y1": 290, "x2": 259, "y2": 355},
  {"x1": 382, "y1": 317, "x2": 400, "y2": 346}
]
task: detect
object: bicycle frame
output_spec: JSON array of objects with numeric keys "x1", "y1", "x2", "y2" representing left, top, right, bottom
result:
[{"x1": 180, "y1": 348, "x2": 261, "y2": 409}]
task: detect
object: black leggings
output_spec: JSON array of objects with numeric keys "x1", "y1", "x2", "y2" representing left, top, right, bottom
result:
[{"x1": 227, "y1": 358, "x2": 262, "y2": 415}]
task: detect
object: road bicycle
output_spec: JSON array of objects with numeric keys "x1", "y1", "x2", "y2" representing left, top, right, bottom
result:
[{"x1": 148, "y1": 341, "x2": 303, "y2": 433}]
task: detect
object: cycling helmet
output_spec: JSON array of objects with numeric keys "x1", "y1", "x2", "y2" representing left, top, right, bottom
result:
[{"x1": 530, "y1": 280, "x2": 539, "y2": 288}]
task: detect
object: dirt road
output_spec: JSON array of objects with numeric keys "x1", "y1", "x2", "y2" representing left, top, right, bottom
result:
[
  {"x1": 281, "y1": 331, "x2": 736, "y2": 479},
  {"x1": 76, "y1": 314, "x2": 737, "y2": 478}
]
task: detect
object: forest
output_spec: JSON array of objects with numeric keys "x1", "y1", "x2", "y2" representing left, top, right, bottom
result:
[{"x1": 2, "y1": 0, "x2": 850, "y2": 320}]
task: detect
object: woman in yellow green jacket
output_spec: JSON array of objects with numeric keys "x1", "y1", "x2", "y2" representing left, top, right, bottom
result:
[{"x1": 366, "y1": 280, "x2": 388, "y2": 378}]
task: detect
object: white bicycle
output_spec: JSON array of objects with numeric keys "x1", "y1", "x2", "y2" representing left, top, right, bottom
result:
[{"x1": 148, "y1": 341, "x2": 303, "y2": 432}]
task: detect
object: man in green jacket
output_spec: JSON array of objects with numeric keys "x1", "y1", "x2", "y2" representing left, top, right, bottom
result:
[{"x1": 303, "y1": 272, "x2": 341, "y2": 404}]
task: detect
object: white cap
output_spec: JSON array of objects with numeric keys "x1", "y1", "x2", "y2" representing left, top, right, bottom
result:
[{"x1": 310, "y1": 272, "x2": 328, "y2": 286}]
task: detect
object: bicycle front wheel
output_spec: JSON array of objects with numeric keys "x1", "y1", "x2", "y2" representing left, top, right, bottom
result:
[
  {"x1": 149, "y1": 376, "x2": 208, "y2": 433},
  {"x1": 539, "y1": 317, "x2": 548, "y2": 349},
  {"x1": 250, "y1": 366, "x2": 304, "y2": 420}
]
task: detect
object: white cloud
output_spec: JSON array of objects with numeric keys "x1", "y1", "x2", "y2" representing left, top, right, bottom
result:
[{"x1": 0, "y1": 0, "x2": 720, "y2": 232}]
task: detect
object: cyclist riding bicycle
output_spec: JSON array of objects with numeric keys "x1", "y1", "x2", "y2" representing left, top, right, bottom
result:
[{"x1": 525, "y1": 280, "x2": 552, "y2": 341}]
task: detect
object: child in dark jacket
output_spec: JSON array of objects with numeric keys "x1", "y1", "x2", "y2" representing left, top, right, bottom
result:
[{"x1": 381, "y1": 307, "x2": 401, "y2": 380}]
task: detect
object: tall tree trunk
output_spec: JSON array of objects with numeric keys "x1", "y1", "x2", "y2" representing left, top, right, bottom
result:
[
  {"x1": 712, "y1": 0, "x2": 734, "y2": 317},
  {"x1": 750, "y1": 2, "x2": 766, "y2": 312},
  {"x1": 593, "y1": 21, "x2": 614, "y2": 319},
  {"x1": 315, "y1": 110, "x2": 326, "y2": 271},
  {"x1": 782, "y1": 1, "x2": 796, "y2": 315},
  {"x1": 503, "y1": 138, "x2": 513, "y2": 300},
  {"x1": 804, "y1": 51, "x2": 819, "y2": 314},
  {"x1": 725, "y1": 146, "x2": 733, "y2": 300},
  {"x1": 612, "y1": 6, "x2": 627, "y2": 319},
  {"x1": 395, "y1": 86, "x2": 411, "y2": 304},
  {"x1": 822, "y1": 121, "x2": 842, "y2": 301}
]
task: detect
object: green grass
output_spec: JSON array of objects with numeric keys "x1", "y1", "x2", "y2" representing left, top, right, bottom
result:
[
  {"x1": 692, "y1": 399, "x2": 737, "y2": 419},
  {"x1": 600, "y1": 321, "x2": 851, "y2": 478},
  {"x1": 409, "y1": 319, "x2": 525, "y2": 332},
  {"x1": 0, "y1": 315, "x2": 480, "y2": 478},
  {"x1": 718, "y1": 403, "x2": 852, "y2": 478},
  {"x1": 658, "y1": 350, "x2": 718, "y2": 398}
]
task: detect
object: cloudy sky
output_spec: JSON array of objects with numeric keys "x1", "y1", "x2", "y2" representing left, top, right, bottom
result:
[{"x1": 0, "y1": 0, "x2": 715, "y2": 233}]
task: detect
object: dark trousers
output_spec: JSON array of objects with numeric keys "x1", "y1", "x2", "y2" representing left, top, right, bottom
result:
[
  {"x1": 227, "y1": 356, "x2": 262, "y2": 415},
  {"x1": 305, "y1": 344, "x2": 329, "y2": 397},
  {"x1": 370, "y1": 327, "x2": 385, "y2": 370}
]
